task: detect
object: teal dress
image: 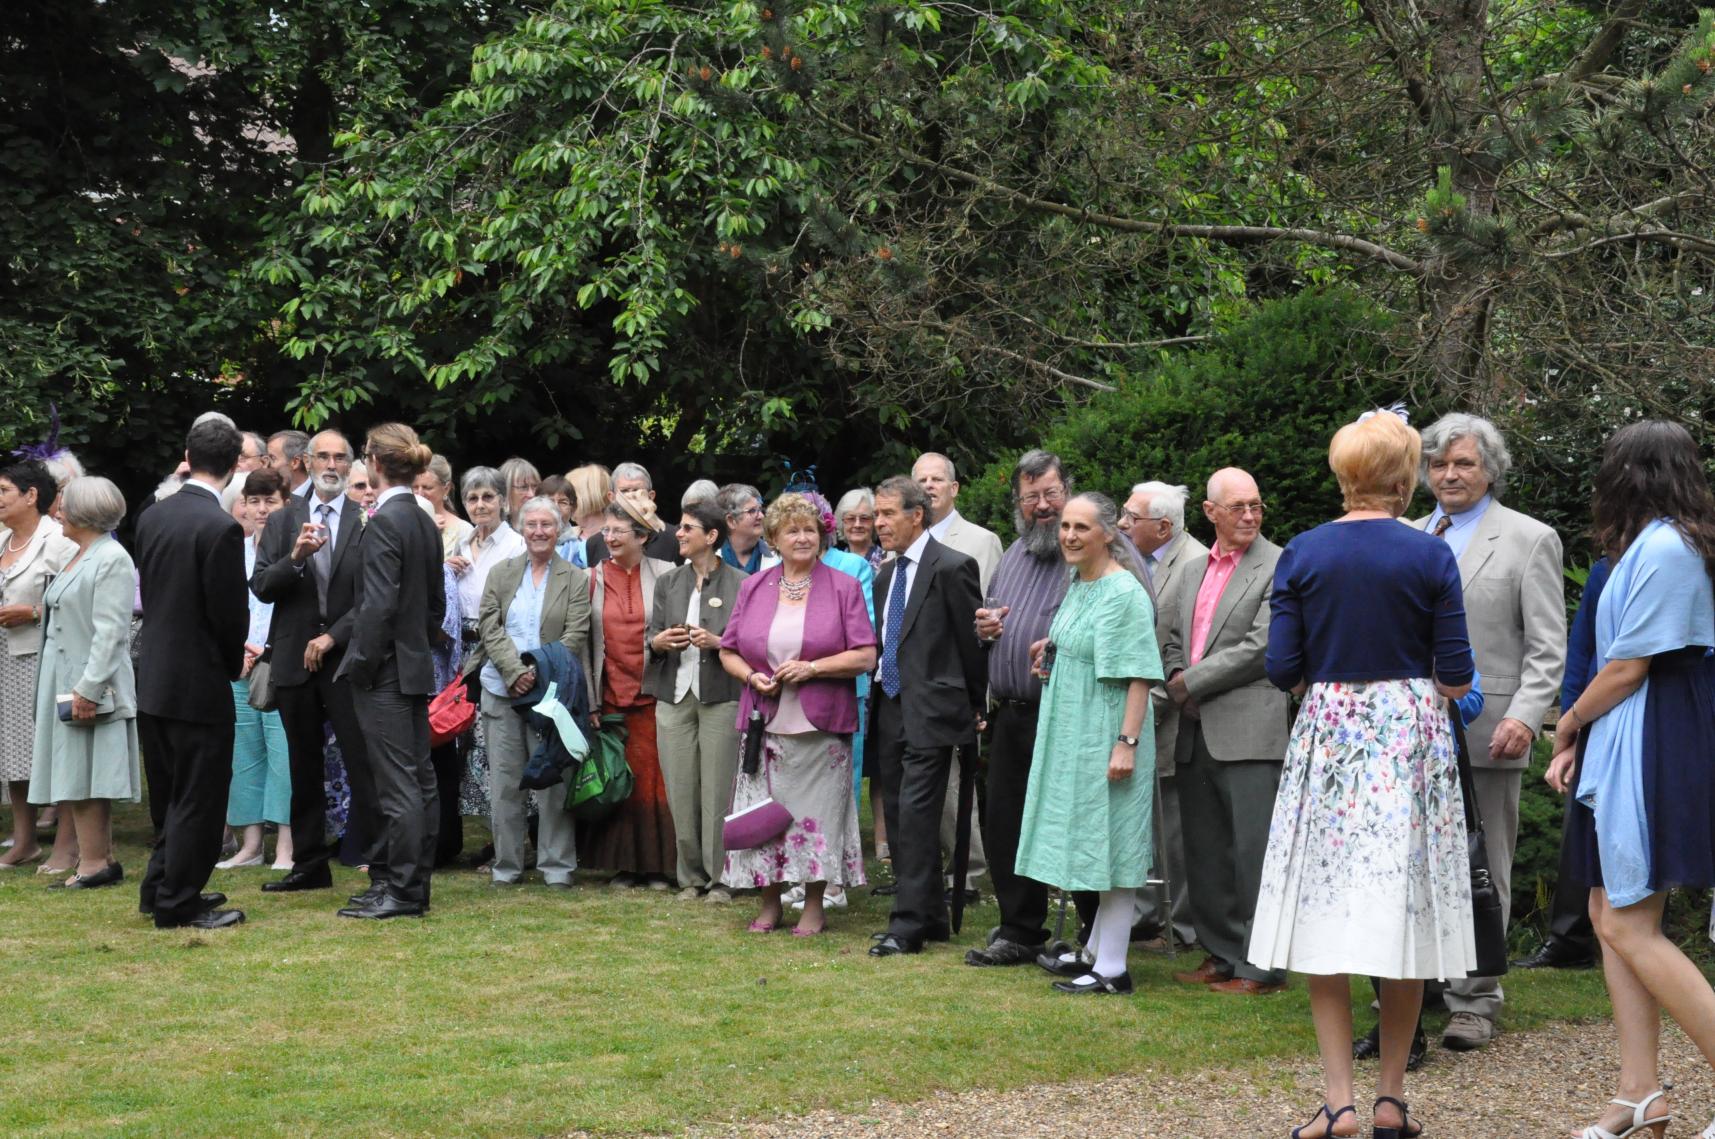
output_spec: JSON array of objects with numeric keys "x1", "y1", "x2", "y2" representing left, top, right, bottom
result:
[{"x1": 1015, "y1": 570, "x2": 1162, "y2": 891}]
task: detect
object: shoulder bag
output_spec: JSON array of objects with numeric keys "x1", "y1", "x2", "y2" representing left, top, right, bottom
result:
[{"x1": 1450, "y1": 701, "x2": 1509, "y2": 978}]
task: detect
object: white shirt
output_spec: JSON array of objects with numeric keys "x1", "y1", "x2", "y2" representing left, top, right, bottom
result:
[
  {"x1": 455, "y1": 522, "x2": 526, "y2": 617},
  {"x1": 243, "y1": 535, "x2": 274, "y2": 648},
  {"x1": 374, "y1": 485, "x2": 411, "y2": 510},
  {"x1": 291, "y1": 477, "x2": 311, "y2": 498},
  {"x1": 178, "y1": 479, "x2": 221, "y2": 503},
  {"x1": 927, "y1": 509, "x2": 958, "y2": 542},
  {"x1": 673, "y1": 584, "x2": 703, "y2": 704}
]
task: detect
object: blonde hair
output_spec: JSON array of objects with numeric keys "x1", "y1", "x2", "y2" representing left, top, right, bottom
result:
[
  {"x1": 1329, "y1": 412, "x2": 1420, "y2": 515},
  {"x1": 764, "y1": 492, "x2": 825, "y2": 551},
  {"x1": 365, "y1": 423, "x2": 433, "y2": 484},
  {"x1": 565, "y1": 463, "x2": 612, "y2": 521}
]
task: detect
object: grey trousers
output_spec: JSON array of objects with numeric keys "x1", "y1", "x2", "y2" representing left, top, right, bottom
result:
[
  {"x1": 1445, "y1": 767, "x2": 1522, "y2": 1021},
  {"x1": 481, "y1": 690, "x2": 576, "y2": 885},
  {"x1": 655, "y1": 695, "x2": 741, "y2": 890},
  {"x1": 1178, "y1": 725, "x2": 1284, "y2": 984},
  {"x1": 939, "y1": 755, "x2": 987, "y2": 889},
  {"x1": 1136, "y1": 774, "x2": 1196, "y2": 944}
]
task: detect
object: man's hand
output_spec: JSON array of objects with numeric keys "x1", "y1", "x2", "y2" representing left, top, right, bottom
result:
[
  {"x1": 290, "y1": 522, "x2": 327, "y2": 563},
  {"x1": 1165, "y1": 671, "x2": 1191, "y2": 706},
  {"x1": 974, "y1": 605, "x2": 1009, "y2": 641},
  {"x1": 1180, "y1": 694, "x2": 1200, "y2": 721},
  {"x1": 303, "y1": 633, "x2": 336, "y2": 672},
  {"x1": 1490, "y1": 716, "x2": 1535, "y2": 761}
]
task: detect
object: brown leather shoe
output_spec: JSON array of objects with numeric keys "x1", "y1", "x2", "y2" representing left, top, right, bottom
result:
[
  {"x1": 1172, "y1": 955, "x2": 1232, "y2": 985},
  {"x1": 1208, "y1": 977, "x2": 1286, "y2": 995}
]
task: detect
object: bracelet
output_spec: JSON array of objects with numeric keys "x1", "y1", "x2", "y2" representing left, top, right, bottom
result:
[
  {"x1": 809, "y1": 661, "x2": 819, "y2": 678},
  {"x1": 1565, "y1": 705, "x2": 1583, "y2": 729},
  {"x1": 746, "y1": 669, "x2": 757, "y2": 686}
]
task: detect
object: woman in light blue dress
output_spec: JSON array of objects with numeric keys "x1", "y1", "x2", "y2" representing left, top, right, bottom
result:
[{"x1": 1547, "y1": 420, "x2": 1715, "y2": 1139}]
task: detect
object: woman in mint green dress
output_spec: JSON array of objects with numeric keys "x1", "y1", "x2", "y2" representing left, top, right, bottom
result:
[{"x1": 1015, "y1": 492, "x2": 1161, "y2": 995}]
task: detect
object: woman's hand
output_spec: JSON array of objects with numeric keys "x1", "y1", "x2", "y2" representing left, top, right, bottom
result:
[
  {"x1": 748, "y1": 669, "x2": 780, "y2": 696},
  {"x1": 1552, "y1": 712, "x2": 1580, "y2": 756},
  {"x1": 445, "y1": 555, "x2": 471, "y2": 576},
  {"x1": 687, "y1": 625, "x2": 721, "y2": 650},
  {"x1": 1028, "y1": 638, "x2": 1049, "y2": 676},
  {"x1": 0, "y1": 604, "x2": 34, "y2": 628},
  {"x1": 772, "y1": 659, "x2": 815, "y2": 686},
  {"x1": 1545, "y1": 746, "x2": 1577, "y2": 794},
  {"x1": 71, "y1": 693, "x2": 99, "y2": 722},
  {"x1": 509, "y1": 668, "x2": 537, "y2": 697},
  {"x1": 241, "y1": 642, "x2": 263, "y2": 679},
  {"x1": 653, "y1": 625, "x2": 691, "y2": 654},
  {"x1": 1107, "y1": 741, "x2": 1136, "y2": 782}
]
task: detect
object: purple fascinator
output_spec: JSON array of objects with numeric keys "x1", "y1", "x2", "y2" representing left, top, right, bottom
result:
[{"x1": 13, "y1": 403, "x2": 67, "y2": 463}]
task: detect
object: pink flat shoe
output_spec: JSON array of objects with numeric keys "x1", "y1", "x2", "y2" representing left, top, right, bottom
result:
[
  {"x1": 747, "y1": 919, "x2": 780, "y2": 933},
  {"x1": 791, "y1": 925, "x2": 825, "y2": 938}
]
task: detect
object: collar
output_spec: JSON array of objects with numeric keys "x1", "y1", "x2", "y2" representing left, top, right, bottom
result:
[
  {"x1": 474, "y1": 521, "x2": 514, "y2": 549},
  {"x1": 1208, "y1": 539, "x2": 1247, "y2": 564},
  {"x1": 1429, "y1": 493, "x2": 1493, "y2": 529},
  {"x1": 375, "y1": 485, "x2": 411, "y2": 509},
  {"x1": 179, "y1": 479, "x2": 221, "y2": 501},
  {"x1": 899, "y1": 529, "x2": 933, "y2": 565},
  {"x1": 292, "y1": 477, "x2": 311, "y2": 497},
  {"x1": 927, "y1": 509, "x2": 959, "y2": 540}
]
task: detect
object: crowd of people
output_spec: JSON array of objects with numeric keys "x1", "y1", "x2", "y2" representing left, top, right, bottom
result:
[{"x1": 4, "y1": 407, "x2": 1715, "y2": 1138}]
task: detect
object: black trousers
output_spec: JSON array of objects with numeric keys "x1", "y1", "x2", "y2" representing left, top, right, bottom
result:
[
  {"x1": 431, "y1": 741, "x2": 464, "y2": 868},
  {"x1": 275, "y1": 655, "x2": 379, "y2": 880},
  {"x1": 138, "y1": 713, "x2": 235, "y2": 926},
  {"x1": 354, "y1": 678, "x2": 437, "y2": 906},
  {"x1": 873, "y1": 691, "x2": 955, "y2": 942}
]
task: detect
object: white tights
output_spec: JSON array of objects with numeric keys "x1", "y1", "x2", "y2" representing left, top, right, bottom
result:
[{"x1": 1089, "y1": 888, "x2": 1135, "y2": 978}]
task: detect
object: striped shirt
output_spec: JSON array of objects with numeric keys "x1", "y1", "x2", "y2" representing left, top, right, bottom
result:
[{"x1": 986, "y1": 539, "x2": 1069, "y2": 702}]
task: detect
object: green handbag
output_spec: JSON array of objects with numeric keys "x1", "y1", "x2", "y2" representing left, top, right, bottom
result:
[{"x1": 565, "y1": 713, "x2": 635, "y2": 821}]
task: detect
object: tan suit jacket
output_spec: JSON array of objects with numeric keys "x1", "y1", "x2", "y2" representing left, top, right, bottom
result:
[
  {"x1": 1413, "y1": 501, "x2": 1565, "y2": 769},
  {"x1": 1161, "y1": 535, "x2": 1291, "y2": 763},
  {"x1": 1148, "y1": 531, "x2": 1209, "y2": 776},
  {"x1": 933, "y1": 510, "x2": 1004, "y2": 593}
]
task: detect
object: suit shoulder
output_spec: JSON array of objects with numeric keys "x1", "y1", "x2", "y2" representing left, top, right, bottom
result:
[{"x1": 1491, "y1": 501, "x2": 1557, "y2": 542}]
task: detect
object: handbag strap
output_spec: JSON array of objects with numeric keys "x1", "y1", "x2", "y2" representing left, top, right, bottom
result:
[{"x1": 1447, "y1": 698, "x2": 1487, "y2": 837}]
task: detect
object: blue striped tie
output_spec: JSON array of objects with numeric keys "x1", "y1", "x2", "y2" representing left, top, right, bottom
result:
[{"x1": 879, "y1": 555, "x2": 910, "y2": 698}]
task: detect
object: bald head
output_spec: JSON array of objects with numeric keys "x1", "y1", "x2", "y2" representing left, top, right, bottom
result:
[
  {"x1": 1202, "y1": 467, "x2": 1263, "y2": 553},
  {"x1": 912, "y1": 451, "x2": 959, "y2": 524}
]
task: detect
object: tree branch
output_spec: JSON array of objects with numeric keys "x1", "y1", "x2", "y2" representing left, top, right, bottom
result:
[
  {"x1": 904, "y1": 316, "x2": 1116, "y2": 392},
  {"x1": 1565, "y1": 0, "x2": 1646, "y2": 83}
]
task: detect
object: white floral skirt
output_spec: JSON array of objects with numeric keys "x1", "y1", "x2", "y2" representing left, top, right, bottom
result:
[
  {"x1": 721, "y1": 729, "x2": 867, "y2": 889},
  {"x1": 1247, "y1": 678, "x2": 1477, "y2": 980}
]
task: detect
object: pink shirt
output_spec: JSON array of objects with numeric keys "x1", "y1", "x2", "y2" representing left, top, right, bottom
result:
[{"x1": 1188, "y1": 543, "x2": 1244, "y2": 665}]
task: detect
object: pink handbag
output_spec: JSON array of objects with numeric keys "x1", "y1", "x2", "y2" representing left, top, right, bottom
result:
[{"x1": 722, "y1": 713, "x2": 793, "y2": 850}]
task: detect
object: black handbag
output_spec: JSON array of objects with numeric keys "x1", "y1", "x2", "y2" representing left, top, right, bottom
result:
[{"x1": 1450, "y1": 703, "x2": 1509, "y2": 978}]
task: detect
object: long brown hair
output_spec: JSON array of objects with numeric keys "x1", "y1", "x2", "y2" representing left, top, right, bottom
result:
[
  {"x1": 1592, "y1": 419, "x2": 1715, "y2": 580},
  {"x1": 364, "y1": 422, "x2": 432, "y2": 485}
]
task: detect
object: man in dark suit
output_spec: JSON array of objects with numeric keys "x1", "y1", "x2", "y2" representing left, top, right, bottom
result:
[
  {"x1": 335, "y1": 424, "x2": 446, "y2": 919},
  {"x1": 867, "y1": 476, "x2": 986, "y2": 957},
  {"x1": 135, "y1": 418, "x2": 250, "y2": 930},
  {"x1": 250, "y1": 429, "x2": 379, "y2": 894}
]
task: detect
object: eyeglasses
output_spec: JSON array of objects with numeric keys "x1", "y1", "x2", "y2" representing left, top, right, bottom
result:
[
  {"x1": 841, "y1": 513, "x2": 874, "y2": 525},
  {"x1": 1018, "y1": 487, "x2": 1066, "y2": 509},
  {"x1": 1121, "y1": 509, "x2": 1167, "y2": 526},
  {"x1": 675, "y1": 521, "x2": 706, "y2": 533},
  {"x1": 738, "y1": 506, "x2": 764, "y2": 518},
  {"x1": 310, "y1": 451, "x2": 351, "y2": 464},
  {"x1": 1214, "y1": 501, "x2": 1266, "y2": 517}
]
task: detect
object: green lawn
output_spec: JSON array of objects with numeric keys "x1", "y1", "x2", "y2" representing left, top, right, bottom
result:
[{"x1": 0, "y1": 799, "x2": 1613, "y2": 1138}]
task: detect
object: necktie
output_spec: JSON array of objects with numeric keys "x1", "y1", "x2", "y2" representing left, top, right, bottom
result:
[
  {"x1": 1433, "y1": 514, "x2": 1454, "y2": 539},
  {"x1": 879, "y1": 555, "x2": 910, "y2": 698},
  {"x1": 312, "y1": 502, "x2": 335, "y2": 617}
]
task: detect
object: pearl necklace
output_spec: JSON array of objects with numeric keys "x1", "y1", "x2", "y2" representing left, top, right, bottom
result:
[{"x1": 778, "y1": 573, "x2": 812, "y2": 601}]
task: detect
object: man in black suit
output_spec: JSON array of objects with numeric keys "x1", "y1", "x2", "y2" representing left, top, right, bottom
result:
[
  {"x1": 335, "y1": 424, "x2": 446, "y2": 919},
  {"x1": 135, "y1": 418, "x2": 251, "y2": 930},
  {"x1": 251, "y1": 429, "x2": 380, "y2": 894},
  {"x1": 867, "y1": 476, "x2": 987, "y2": 957}
]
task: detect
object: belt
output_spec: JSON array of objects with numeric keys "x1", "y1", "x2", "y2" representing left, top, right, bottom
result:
[{"x1": 991, "y1": 697, "x2": 1038, "y2": 710}]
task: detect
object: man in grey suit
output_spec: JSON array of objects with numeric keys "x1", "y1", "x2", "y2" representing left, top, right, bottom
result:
[
  {"x1": 1416, "y1": 413, "x2": 1566, "y2": 1050},
  {"x1": 1161, "y1": 468, "x2": 1291, "y2": 994},
  {"x1": 913, "y1": 451, "x2": 1003, "y2": 900},
  {"x1": 1121, "y1": 481, "x2": 1206, "y2": 947}
]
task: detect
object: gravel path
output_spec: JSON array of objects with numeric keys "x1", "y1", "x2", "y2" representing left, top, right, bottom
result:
[{"x1": 686, "y1": 1023, "x2": 1715, "y2": 1138}]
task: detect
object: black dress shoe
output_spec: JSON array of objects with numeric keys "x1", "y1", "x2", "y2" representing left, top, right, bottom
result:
[
  {"x1": 1512, "y1": 939, "x2": 1596, "y2": 970},
  {"x1": 56, "y1": 862, "x2": 123, "y2": 890},
  {"x1": 349, "y1": 885, "x2": 385, "y2": 906},
  {"x1": 1037, "y1": 949, "x2": 1095, "y2": 978},
  {"x1": 141, "y1": 891, "x2": 226, "y2": 917},
  {"x1": 262, "y1": 868, "x2": 334, "y2": 893},
  {"x1": 871, "y1": 883, "x2": 898, "y2": 896},
  {"x1": 943, "y1": 886, "x2": 981, "y2": 906},
  {"x1": 868, "y1": 933, "x2": 923, "y2": 957},
  {"x1": 157, "y1": 908, "x2": 246, "y2": 930},
  {"x1": 338, "y1": 893, "x2": 425, "y2": 920},
  {"x1": 1052, "y1": 970, "x2": 1134, "y2": 995},
  {"x1": 1351, "y1": 1024, "x2": 1426, "y2": 1070}
]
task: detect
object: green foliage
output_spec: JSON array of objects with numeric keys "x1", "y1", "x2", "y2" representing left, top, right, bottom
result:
[{"x1": 959, "y1": 290, "x2": 1394, "y2": 545}]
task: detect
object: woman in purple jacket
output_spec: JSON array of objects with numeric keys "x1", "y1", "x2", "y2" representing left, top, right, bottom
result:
[{"x1": 718, "y1": 493, "x2": 877, "y2": 936}]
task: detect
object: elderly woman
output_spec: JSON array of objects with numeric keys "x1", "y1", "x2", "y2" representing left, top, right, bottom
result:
[
  {"x1": 835, "y1": 488, "x2": 883, "y2": 570},
  {"x1": 499, "y1": 457, "x2": 541, "y2": 527},
  {"x1": 447, "y1": 466, "x2": 526, "y2": 824},
  {"x1": 347, "y1": 460, "x2": 378, "y2": 514},
  {"x1": 579, "y1": 497, "x2": 678, "y2": 886},
  {"x1": 718, "y1": 493, "x2": 876, "y2": 935},
  {"x1": 0, "y1": 460, "x2": 77, "y2": 868},
  {"x1": 412, "y1": 454, "x2": 474, "y2": 557},
  {"x1": 717, "y1": 483, "x2": 772, "y2": 573},
  {"x1": 1248, "y1": 411, "x2": 1475, "y2": 1139},
  {"x1": 645, "y1": 498, "x2": 747, "y2": 902},
  {"x1": 1545, "y1": 421, "x2": 1715, "y2": 1139},
  {"x1": 217, "y1": 468, "x2": 294, "y2": 870},
  {"x1": 1015, "y1": 493, "x2": 1159, "y2": 994},
  {"x1": 462, "y1": 495, "x2": 593, "y2": 887},
  {"x1": 28, "y1": 477, "x2": 142, "y2": 890}
]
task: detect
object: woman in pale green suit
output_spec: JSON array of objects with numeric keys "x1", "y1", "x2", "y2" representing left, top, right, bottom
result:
[{"x1": 29, "y1": 477, "x2": 141, "y2": 890}]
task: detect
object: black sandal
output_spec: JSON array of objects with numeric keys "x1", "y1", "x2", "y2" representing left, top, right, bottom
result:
[
  {"x1": 1291, "y1": 1104, "x2": 1356, "y2": 1139},
  {"x1": 1373, "y1": 1096, "x2": 1422, "y2": 1139}
]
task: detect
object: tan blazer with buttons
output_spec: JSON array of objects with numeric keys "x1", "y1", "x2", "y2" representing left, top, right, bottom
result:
[{"x1": 1148, "y1": 530, "x2": 1209, "y2": 777}]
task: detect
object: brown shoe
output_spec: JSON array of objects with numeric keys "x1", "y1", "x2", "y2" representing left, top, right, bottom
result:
[
  {"x1": 1172, "y1": 955, "x2": 1232, "y2": 985},
  {"x1": 1208, "y1": 977, "x2": 1287, "y2": 996}
]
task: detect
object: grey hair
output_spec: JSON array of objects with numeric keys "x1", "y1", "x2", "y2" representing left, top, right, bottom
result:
[
  {"x1": 60, "y1": 476, "x2": 127, "y2": 533},
  {"x1": 268, "y1": 429, "x2": 309, "y2": 465},
  {"x1": 242, "y1": 431, "x2": 268, "y2": 458},
  {"x1": 1011, "y1": 449, "x2": 1071, "y2": 498},
  {"x1": 515, "y1": 495, "x2": 562, "y2": 528},
  {"x1": 220, "y1": 481, "x2": 244, "y2": 513},
  {"x1": 1129, "y1": 481, "x2": 1188, "y2": 532},
  {"x1": 1420, "y1": 412, "x2": 1512, "y2": 495},
  {"x1": 680, "y1": 478, "x2": 719, "y2": 509},
  {"x1": 914, "y1": 451, "x2": 956, "y2": 482},
  {"x1": 195, "y1": 411, "x2": 238, "y2": 430},
  {"x1": 426, "y1": 454, "x2": 453, "y2": 487},
  {"x1": 348, "y1": 460, "x2": 369, "y2": 484},
  {"x1": 1067, "y1": 491, "x2": 1150, "y2": 590},
  {"x1": 718, "y1": 483, "x2": 763, "y2": 519},
  {"x1": 833, "y1": 488, "x2": 875, "y2": 541},
  {"x1": 612, "y1": 461, "x2": 653, "y2": 489},
  {"x1": 460, "y1": 465, "x2": 505, "y2": 500},
  {"x1": 875, "y1": 475, "x2": 930, "y2": 519}
]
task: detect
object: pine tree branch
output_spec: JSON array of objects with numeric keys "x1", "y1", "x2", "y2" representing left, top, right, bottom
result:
[{"x1": 1565, "y1": 1, "x2": 1647, "y2": 83}]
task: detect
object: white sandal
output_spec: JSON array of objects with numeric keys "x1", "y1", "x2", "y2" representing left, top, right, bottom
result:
[{"x1": 1579, "y1": 1090, "x2": 1670, "y2": 1139}]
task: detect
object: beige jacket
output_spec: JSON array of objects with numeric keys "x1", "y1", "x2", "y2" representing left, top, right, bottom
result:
[
  {"x1": 1, "y1": 517, "x2": 79, "y2": 657},
  {"x1": 1148, "y1": 530, "x2": 1209, "y2": 776},
  {"x1": 932, "y1": 510, "x2": 1004, "y2": 593}
]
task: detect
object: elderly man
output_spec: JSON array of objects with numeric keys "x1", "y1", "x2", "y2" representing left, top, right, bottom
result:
[
  {"x1": 236, "y1": 432, "x2": 268, "y2": 474},
  {"x1": 1161, "y1": 468, "x2": 1291, "y2": 995},
  {"x1": 584, "y1": 462, "x2": 680, "y2": 564},
  {"x1": 267, "y1": 430, "x2": 311, "y2": 498},
  {"x1": 1417, "y1": 412, "x2": 1566, "y2": 1051},
  {"x1": 1121, "y1": 481, "x2": 1205, "y2": 948}
]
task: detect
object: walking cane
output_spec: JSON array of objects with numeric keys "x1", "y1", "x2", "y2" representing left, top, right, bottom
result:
[{"x1": 949, "y1": 740, "x2": 977, "y2": 935}]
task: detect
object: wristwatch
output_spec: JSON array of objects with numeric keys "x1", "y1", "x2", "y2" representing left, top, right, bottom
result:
[{"x1": 1116, "y1": 733, "x2": 1139, "y2": 747}]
